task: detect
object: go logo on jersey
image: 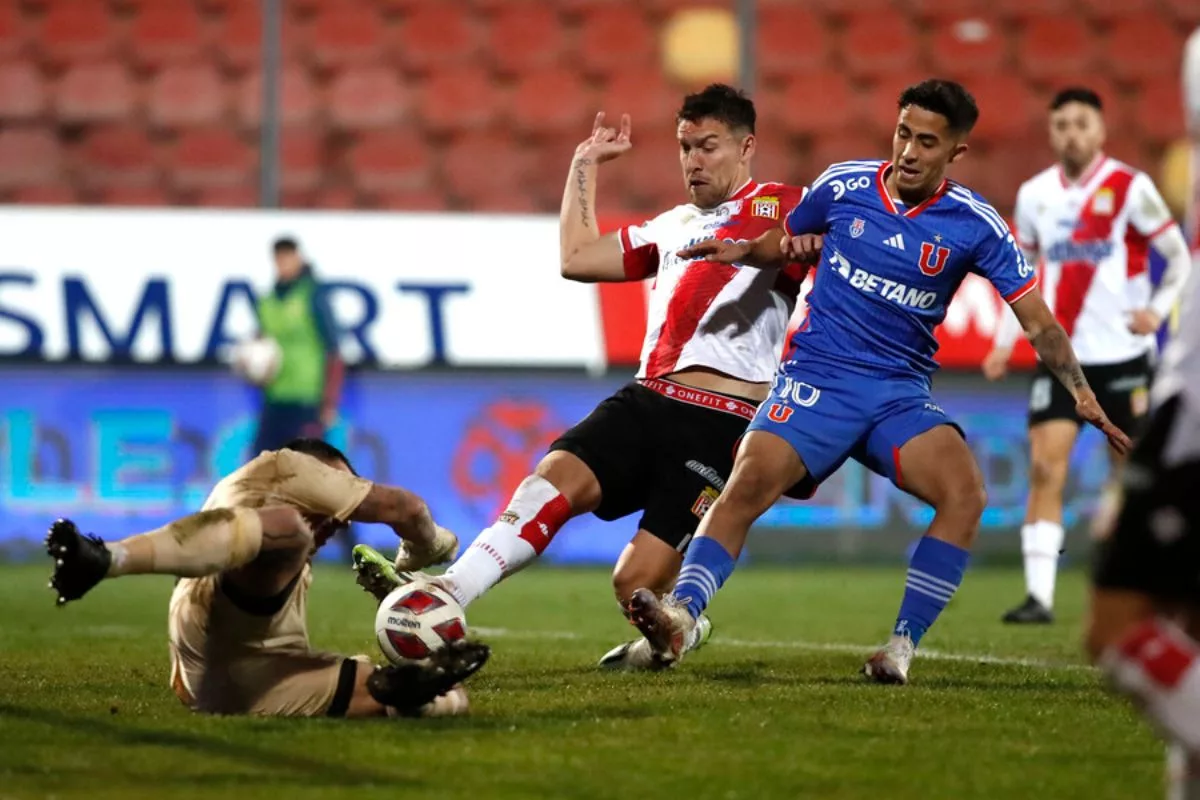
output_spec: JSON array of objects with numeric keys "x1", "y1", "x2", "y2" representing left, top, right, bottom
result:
[{"x1": 830, "y1": 176, "x2": 871, "y2": 201}]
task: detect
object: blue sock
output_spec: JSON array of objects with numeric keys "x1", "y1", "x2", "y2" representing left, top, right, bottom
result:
[
  {"x1": 894, "y1": 537, "x2": 969, "y2": 647},
  {"x1": 672, "y1": 537, "x2": 736, "y2": 619}
]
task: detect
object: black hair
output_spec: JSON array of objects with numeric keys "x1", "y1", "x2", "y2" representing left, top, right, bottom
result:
[
  {"x1": 1050, "y1": 86, "x2": 1102, "y2": 112},
  {"x1": 281, "y1": 437, "x2": 356, "y2": 474},
  {"x1": 272, "y1": 236, "x2": 299, "y2": 254},
  {"x1": 897, "y1": 79, "x2": 979, "y2": 135},
  {"x1": 677, "y1": 83, "x2": 756, "y2": 135}
]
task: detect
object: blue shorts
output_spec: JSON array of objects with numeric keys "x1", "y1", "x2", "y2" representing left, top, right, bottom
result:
[{"x1": 745, "y1": 358, "x2": 963, "y2": 498}]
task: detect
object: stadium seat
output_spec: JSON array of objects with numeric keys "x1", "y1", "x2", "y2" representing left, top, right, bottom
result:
[
  {"x1": 98, "y1": 185, "x2": 172, "y2": 207},
  {"x1": 309, "y1": 5, "x2": 386, "y2": 70},
  {"x1": 441, "y1": 130, "x2": 538, "y2": 199},
  {"x1": 236, "y1": 64, "x2": 319, "y2": 129},
  {"x1": 508, "y1": 67, "x2": 592, "y2": 137},
  {"x1": 809, "y1": 0, "x2": 897, "y2": 17},
  {"x1": 1015, "y1": 15, "x2": 1096, "y2": 81},
  {"x1": 485, "y1": 5, "x2": 564, "y2": 76},
  {"x1": 966, "y1": 75, "x2": 1040, "y2": 143},
  {"x1": 1104, "y1": 17, "x2": 1186, "y2": 83},
  {"x1": 372, "y1": 188, "x2": 450, "y2": 212},
  {"x1": 395, "y1": 6, "x2": 481, "y2": 74},
  {"x1": 577, "y1": 6, "x2": 656, "y2": 78},
  {"x1": 611, "y1": 132, "x2": 687, "y2": 209},
  {"x1": 148, "y1": 63, "x2": 227, "y2": 129},
  {"x1": 751, "y1": 136, "x2": 806, "y2": 186},
  {"x1": 0, "y1": 61, "x2": 47, "y2": 121},
  {"x1": 171, "y1": 129, "x2": 254, "y2": 190},
  {"x1": 856, "y1": 71, "x2": 929, "y2": 138},
  {"x1": 215, "y1": 6, "x2": 303, "y2": 73},
  {"x1": 279, "y1": 129, "x2": 323, "y2": 193},
  {"x1": 904, "y1": 0, "x2": 986, "y2": 18},
  {"x1": 458, "y1": 184, "x2": 544, "y2": 214},
  {"x1": 0, "y1": 127, "x2": 62, "y2": 189},
  {"x1": 13, "y1": 184, "x2": 78, "y2": 205},
  {"x1": 1133, "y1": 77, "x2": 1186, "y2": 146},
  {"x1": 765, "y1": 71, "x2": 855, "y2": 136},
  {"x1": 841, "y1": 12, "x2": 920, "y2": 79},
  {"x1": 129, "y1": 3, "x2": 205, "y2": 70},
  {"x1": 347, "y1": 131, "x2": 432, "y2": 193},
  {"x1": 327, "y1": 66, "x2": 409, "y2": 130},
  {"x1": 418, "y1": 65, "x2": 501, "y2": 134},
  {"x1": 1161, "y1": 0, "x2": 1200, "y2": 25},
  {"x1": 310, "y1": 185, "x2": 360, "y2": 210},
  {"x1": 928, "y1": 18, "x2": 1008, "y2": 79},
  {"x1": 989, "y1": 0, "x2": 1075, "y2": 18},
  {"x1": 1075, "y1": 0, "x2": 1161, "y2": 22},
  {"x1": 597, "y1": 69, "x2": 680, "y2": 134},
  {"x1": 756, "y1": 7, "x2": 829, "y2": 82},
  {"x1": 808, "y1": 131, "x2": 886, "y2": 177},
  {"x1": 76, "y1": 126, "x2": 159, "y2": 189},
  {"x1": 0, "y1": 4, "x2": 27, "y2": 60},
  {"x1": 194, "y1": 185, "x2": 258, "y2": 208},
  {"x1": 53, "y1": 60, "x2": 136, "y2": 124},
  {"x1": 1103, "y1": 134, "x2": 1149, "y2": 173},
  {"x1": 38, "y1": 1, "x2": 116, "y2": 65}
]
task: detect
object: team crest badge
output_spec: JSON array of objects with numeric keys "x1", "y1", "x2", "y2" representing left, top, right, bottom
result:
[
  {"x1": 1092, "y1": 188, "x2": 1115, "y2": 216},
  {"x1": 850, "y1": 218, "x2": 866, "y2": 238},
  {"x1": 691, "y1": 486, "x2": 720, "y2": 520},
  {"x1": 752, "y1": 196, "x2": 779, "y2": 220},
  {"x1": 918, "y1": 242, "x2": 951, "y2": 276}
]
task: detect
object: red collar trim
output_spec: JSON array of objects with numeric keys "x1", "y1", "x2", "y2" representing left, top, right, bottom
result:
[{"x1": 876, "y1": 162, "x2": 948, "y2": 218}]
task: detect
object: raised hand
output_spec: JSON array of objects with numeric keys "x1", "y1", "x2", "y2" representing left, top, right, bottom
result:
[{"x1": 574, "y1": 112, "x2": 632, "y2": 164}]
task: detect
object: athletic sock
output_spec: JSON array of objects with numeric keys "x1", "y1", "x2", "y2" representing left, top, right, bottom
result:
[
  {"x1": 1101, "y1": 619, "x2": 1200, "y2": 752},
  {"x1": 1168, "y1": 743, "x2": 1200, "y2": 800},
  {"x1": 1022, "y1": 520, "x2": 1064, "y2": 609},
  {"x1": 106, "y1": 508, "x2": 264, "y2": 578},
  {"x1": 893, "y1": 536, "x2": 969, "y2": 647},
  {"x1": 671, "y1": 536, "x2": 736, "y2": 620},
  {"x1": 442, "y1": 475, "x2": 572, "y2": 607}
]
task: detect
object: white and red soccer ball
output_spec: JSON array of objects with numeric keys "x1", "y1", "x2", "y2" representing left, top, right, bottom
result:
[{"x1": 374, "y1": 580, "x2": 468, "y2": 664}]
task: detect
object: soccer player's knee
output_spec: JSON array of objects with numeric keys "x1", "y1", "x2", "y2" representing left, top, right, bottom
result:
[
  {"x1": 611, "y1": 559, "x2": 672, "y2": 604},
  {"x1": 944, "y1": 475, "x2": 987, "y2": 524},
  {"x1": 724, "y1": 466, "x2": 778, "y2": 515},
  {"x1": 1030, "y1": 455, "x2": 1067, "y2": 490}
]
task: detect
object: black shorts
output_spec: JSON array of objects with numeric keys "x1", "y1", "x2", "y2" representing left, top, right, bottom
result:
[
  {"x1": 1027, "y1": 352, "x2": 1151, "y2": 436},
  {"x1": 548, "y1": 379, "x2": 758, "y2": 551},
  {"x1": 1093, "y1": 395, "x2": 1200, "y2": 605}
]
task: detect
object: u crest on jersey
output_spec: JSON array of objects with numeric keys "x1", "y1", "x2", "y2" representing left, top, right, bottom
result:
[{"x1": 918, "y1": 242, "x2": 951, "y2": 276}]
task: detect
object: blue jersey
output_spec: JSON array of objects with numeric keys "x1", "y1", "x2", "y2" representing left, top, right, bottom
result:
[{"x1": 784, "y1": 160, "x2": 1037, "y2": 378}]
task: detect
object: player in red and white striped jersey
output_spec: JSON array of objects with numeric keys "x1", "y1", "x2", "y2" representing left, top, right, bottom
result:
[
  {"x1": 428, "y1": 85, "x2": 810, "y2": 669},
  {"x1": 983, "y1": 87, "x2": 1194, "y2": 624}
]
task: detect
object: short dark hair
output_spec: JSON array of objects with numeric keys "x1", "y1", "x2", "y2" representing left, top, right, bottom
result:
[
  {"x1": 272, "y1": 236, "x2": 299, "y2": 254},
  {"x1": 281, "y1": 437, "x2": 356, "y2": 474},
  {"x1": 897, "y1": 79, "x2": 979, "y2": 135},
  {"x1": 1050, "y1": 86, "x2": 1102, "y2": 112},
  {"x1": 677, "y1": 83, "x2": 756, "y2": 135}
]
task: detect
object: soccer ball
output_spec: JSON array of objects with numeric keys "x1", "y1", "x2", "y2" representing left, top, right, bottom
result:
[
  {"x1": 374, "y1": 580, "x2": 468, "y2": 664},
  {"x1": 231, "y1": 337, "x2": 282, "y2": 386}
]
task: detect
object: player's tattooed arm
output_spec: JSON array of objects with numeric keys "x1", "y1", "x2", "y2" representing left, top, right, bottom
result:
[
  {"x1": 559, "y1": 113, "x2": 633, "y2": 283},
  {"x1": 352, "y1": 484, "x2": 438, "y2": 548},
  {"x1": 1030, "y1": 324, "x2": 1087, "y2": 392}
]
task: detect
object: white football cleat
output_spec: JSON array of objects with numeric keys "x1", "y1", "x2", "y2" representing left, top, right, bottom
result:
[
  {"x1": 862, "y1": 633, "x2": 915, "y2": 685},
  {"x1": 393, "y1": 525, "x2": 459, "y2": 572},
  {"x1": 599, "y1": 614, "x2": 714, "y2": 671},
  {"x1": 626, "y1": 588, "x2": 704, "y2": 665}
]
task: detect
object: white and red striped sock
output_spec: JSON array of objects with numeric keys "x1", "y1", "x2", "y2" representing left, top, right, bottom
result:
[
  {"x1": 442, "y1": 475, "x2": 572, "y2": 607},
  {"x1": 1101, "y1": 619, "x2": 1200, "y2": 752}
]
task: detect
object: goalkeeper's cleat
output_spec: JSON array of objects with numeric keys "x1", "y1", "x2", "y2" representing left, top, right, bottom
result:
[
  {"x1": 368, "y1": 640, "x2": 490, "y2": 715},
  {"x1": 625, "y1": 588, "x2": 700, "y2": 665},
  {"x1": 393, "y1": 525, "x2": 459, "y2": 572},
  {"x1": 862, "y1": 633, "x2": 915, "y2": 685},
  {"x1": 597, "y1": 617, "x2": 712, "y2": 670},
  {"x1": 45, "y1": 518, "x2": 111, "y2": 606},
  {"x1": 1001, "y1": 594, "x2": 1054, "y2": 625},
  {"x1": 351, "y1": 544, "x2": 408, "y2": 602}
]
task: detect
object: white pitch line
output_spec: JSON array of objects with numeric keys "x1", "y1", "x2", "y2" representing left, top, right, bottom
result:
[{"x1": 472, "y1": 626, "x2": 1095, "y2": 672}]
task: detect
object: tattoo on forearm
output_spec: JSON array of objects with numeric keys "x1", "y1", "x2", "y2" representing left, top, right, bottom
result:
[
  {"x1": 575, "y1": 158, "x2": 593, "y2": 227},
  {"x1": 1031, "y1": 325, "x2": 1087, "y2": 390}
]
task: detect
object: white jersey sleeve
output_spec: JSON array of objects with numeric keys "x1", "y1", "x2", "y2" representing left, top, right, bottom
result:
[
  {"x1": 1013, "y1": 179, "x2": 1040, "y2": 253},
  {"x1": 618, "y1": 213, "x2": 670, "y2": 280},
  {"x1": 1128, "y1": 171, "x2": 1177, "y2": 240},
  {"x1": 1184, "y1": 27, "x2": 1200, "y2": 135}
]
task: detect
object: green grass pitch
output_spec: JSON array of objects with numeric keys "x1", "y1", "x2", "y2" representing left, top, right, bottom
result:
[{"x1": 0, "y1": 563, "x2": 1165, "y2": 799}]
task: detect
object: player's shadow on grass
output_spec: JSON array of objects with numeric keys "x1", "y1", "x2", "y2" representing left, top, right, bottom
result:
[{"x1": 0, "y1": 702, "x2": 420, "y2": 788}]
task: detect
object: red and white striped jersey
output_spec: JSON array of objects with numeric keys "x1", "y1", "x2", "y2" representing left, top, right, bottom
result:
[
  {"x1": 1014, "y1": 155, "x2": 1180, "y2": 365},
  {"x1": 618, "y1": 180, "x2": 807, "y2": 383}
]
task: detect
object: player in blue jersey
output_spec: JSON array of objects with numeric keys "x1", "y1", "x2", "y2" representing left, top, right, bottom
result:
[{"x1": 624, "y1": 79, "x2": 1133, "y2": 684}]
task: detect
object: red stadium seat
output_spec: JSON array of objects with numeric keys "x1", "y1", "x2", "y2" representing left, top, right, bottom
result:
[
  {"x1": 809, "y1": 0, "x2": 897, "y2": 17},
  {"x1": 809, "y1": 131, "x2": 889, "y2": 177},
  {"x1": 236, "y1": 64, "x2": 319, "y2": 128},
  {"x1": 327, "y1": 66, "x2": 409, "y2": 130},
  {"x1": 1016, "y1": 15, "x2": 1096, "y2": 81},
  {"x1": 129, "y1": 3, "x2": 205, "y2": 70},
  {"x1": 309, "y1": 5, "x2": 386, "y2": 69},
  {"x1": 905, "y1": 0, "x2": 986, "y2": 18},
  {"x1": 13, "y1": 184, "x2": 78, "y2": 205},
  {"x1": 38, "y1": 1, "x2": 116, "y2": 65},
  {"x1": 756, "y1": 7, "x2": 829, "y2": 81},
  {"x1": 441, "y1": 131, "x2": 537, "y2": 199},
  {"x1": 841, "y1": 11, "x2": 920, "y2": 79},
  {"x1": 54, "y1": 60, "x2": 136, "y2": 124},
  {"x1": 928, "y1": 18, "x2": 1008, "y2": 79},
  {"x1": 372, "y1": 188, "x2": 450, "y2": 211},
  {"x1": 989, "y1": 0, "x2": 1075, "y2": 18},
  {"x1": 597, "y1": 69, "x2": 680, "y2": 134},
  {"x1": 1105, "y1": 17, "x2": 1186, "y2": 83},
  {"x1": 279, "y1": 129, "x2": 323, "y2": 193},
  {"x1": 460, "y1": 184, "x2": 544, "y2": 214},
  {"x1": 0, "y1": 4, "x2": 28, "y2": 60},
  {"x1": 98, "y1": 185, "x2": 172, "y2": 207},
  {"x1": 1075, "y1": 0, "x2": 1162, "y2": 22},
  {"x1": 194, "y1": 185, "x2": 258, "y2": 208},
  {"x1": 577, "y1": 6, "x2": 656, "y2": 78},
  {"x1": 765, "y1": 71, "x2": 855, "y2": 136},
  {"x1": 171, "y1": 129, "x2": 254, "y2": 190},
  {"x1": 148, "y1": 63, "x2": 228, "y2": 129},
  {"x1": 967, "y1": 75, "x2": 1040, "y2": 143},
  {"x1": 752, "y1": 136, "x2": 807, "y2": 186},
  {"x1": 1133, "y1": 76, "x2": 1186, "y2": 146},
  {"x1": 395, "y1": 6, "x2": 481, "y2": 74},
  {"x1": 1162, "y1": 0, "x2": 1200, "y2": 25},
  {"x1": 1102, "y1": 134, "x2": 1149, "y2": 172},
  {"x1": 215, "y1": 6, "x2": 303, "y2": 73},
  {"x1": 0, "y1": 127, "x2": 62, "y2": 189},
  {"x1": 856, "y1": 71, "x2": 929, "y2": 138},
  {"x1": 509, "y1": 67, "x2": 593, "y2": 137},
  {"x1": 310, "y1": 185, "x2": 360, "y2": 210},
  {"x1": 347, "y1": 131, "x2": 432, "y2": 193},
  {"x1": 418, "y1": 65, "x2": 501, "y2": 134},
  {"x1": 0, "y1": 61, "x2": 47, "y2": 121},
  {"x1": 486, "y1": 5, "x2": 565, "y2": 76},
  {"x1": 77, "y1": 126, "x2": 159, "y2": 189},
  {"x1": 611, "y1": 132, "x2": 686, "y2": 209}
]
